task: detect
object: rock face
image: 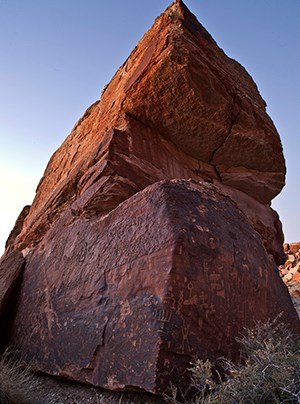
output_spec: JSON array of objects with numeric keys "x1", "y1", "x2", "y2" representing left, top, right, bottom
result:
[
  {"x1": 10, "y1": 180, "x2": 299, "y2": 394},
  {"x1": 3, "y1": 0, "x2": 299, "y2": 397},
  {"x1": 5, "y1": 205, "x2": 31, "y2": 252},
  {"x1": 9, "y1": 1, "x2": 285, "y2": 264},
  {"x1": 0, "y1": 250, "x2": 24, "y2": 317}
]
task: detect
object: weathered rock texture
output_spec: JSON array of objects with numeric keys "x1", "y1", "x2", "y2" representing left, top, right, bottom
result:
[
  {"x1": 0, "y1": 250, "x2": 24, "y2": 317},
  {"x1": 10, "y1": 180, "x2": 299, "y2": 394},
  {"x1": 5, "y1": 205, "x2": 30, "y2": 252},
  {"x1": 8, "y1": 0, "x2": 285, "y2": 264},
  {"x1": 3, "y1": 0, "x2": 299, "y2": 397},
  {"x1": 280, "y1": 243, "x2": 300, "y2": 318}
]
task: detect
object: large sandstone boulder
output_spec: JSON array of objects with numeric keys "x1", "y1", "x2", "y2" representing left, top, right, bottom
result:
[
  {"x1": 8, "y1": 0, "x2": 285, "y2": 264},
  {"x1": 3, "y1": 0, "x2": 298, "y2": 397},
  {"x1": 10, "y1": 180, "x2": 299, "y2": 394}
]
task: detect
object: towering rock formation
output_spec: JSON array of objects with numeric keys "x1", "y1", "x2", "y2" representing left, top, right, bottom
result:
[
  {"x1": 7, "y1": 1, "x2": 285, "y2": 264},
  {"x1": 3, "y1": 0, "x2": 299, "y2": 396}
]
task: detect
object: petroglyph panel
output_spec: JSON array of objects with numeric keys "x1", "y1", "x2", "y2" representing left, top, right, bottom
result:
[{"x1": 10, "y1": 180, "x2": 299, "y2": 396}]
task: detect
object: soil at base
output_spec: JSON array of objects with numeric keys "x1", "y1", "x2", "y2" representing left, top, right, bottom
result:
[{"x1": 30, "y1": 374, "x2": 165, "y2": 404}]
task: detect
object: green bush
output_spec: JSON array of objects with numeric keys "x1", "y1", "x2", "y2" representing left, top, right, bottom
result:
[
  {"x1": 0, "y1": 349, "x2": 35, "y2": 404},
  {"x1": 165, "y1": 318, "x2": 300, "y2": 404}
]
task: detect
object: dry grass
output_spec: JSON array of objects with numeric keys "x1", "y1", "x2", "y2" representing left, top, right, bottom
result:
[
  {"x1": 165, "y1": 318, "x2": 300, "y2": 403},
  {"x1": 0, "y1": 349, "x2": 35, "y2": 404}
]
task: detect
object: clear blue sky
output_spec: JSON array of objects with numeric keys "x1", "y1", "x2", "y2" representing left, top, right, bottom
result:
[{"x1": 0, "y1": 0, "x2": 299, "y2": 255}]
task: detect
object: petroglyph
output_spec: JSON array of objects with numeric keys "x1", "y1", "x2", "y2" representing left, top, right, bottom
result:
[
  {"x1": 209, "y1": 272, "x2": 225, "y2": 298},
  {"x1": 181, "y1": 319, "x2": 191, "y2": 354},
  {"x1": 119, "y1": 299, "x2": 132, "y2": 327},
  {"x1": 155, "y1": 308, "x2": 172, "y2": 330}
]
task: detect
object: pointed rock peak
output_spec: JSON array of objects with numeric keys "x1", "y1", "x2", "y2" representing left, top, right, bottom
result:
[
  {"x1": 162, "y1": 0, "x2": 215, "y2": 43},
  {"x1": 166, "y1": 0, "x2": 193, "y2": 19}
]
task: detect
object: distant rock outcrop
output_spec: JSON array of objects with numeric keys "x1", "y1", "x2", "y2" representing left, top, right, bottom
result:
[
  {"x1": 2, "y1": 0, "x2": 299, "y2": 396},
  {"x1": 280, "y1": 242, "x2": 300, "y2": 317}
]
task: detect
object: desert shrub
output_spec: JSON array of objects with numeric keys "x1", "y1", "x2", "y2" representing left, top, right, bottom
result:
[
  {"x1": 164, "y1": 318, "x2": 300, "y2": 403},
  {"x1": 0, "y1": 349, "x2": 35, "y2": 404}
]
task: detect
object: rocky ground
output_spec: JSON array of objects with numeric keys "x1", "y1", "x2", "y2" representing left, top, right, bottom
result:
[{"x1": 29, "y1": 374, "x2": 165, "y2": 404}]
